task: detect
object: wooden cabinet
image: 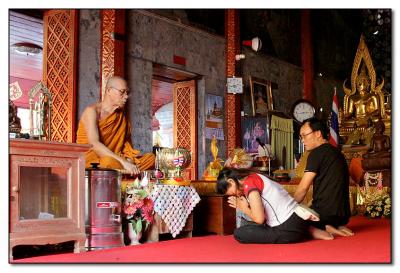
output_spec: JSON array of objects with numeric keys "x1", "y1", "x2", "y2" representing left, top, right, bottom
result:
[
  {"x1": 9, "y1": 139, "x2": 90, "y2": 259},
  {"x1": 193, "y1": 194, "x2": 236, "y2": 235},
  {"x1": 190, "y1": 180, "x2": 236, "y2": 235}
]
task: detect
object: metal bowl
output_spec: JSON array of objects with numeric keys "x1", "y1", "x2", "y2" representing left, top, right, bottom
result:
[{"x1": 158, "y1": 148, "x2": 191, "y2": 171}]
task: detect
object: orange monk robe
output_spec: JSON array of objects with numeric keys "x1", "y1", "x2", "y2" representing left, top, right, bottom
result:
[
  {"x1": 76, "y1": 110, "x2": 155, "y2": 171},
  {"x1": 349, "y1": 157, "x2": 364, "y2": 185}
]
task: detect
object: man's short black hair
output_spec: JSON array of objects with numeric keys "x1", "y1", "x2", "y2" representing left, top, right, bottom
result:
[{"x1": 301, "y1": 117, "x2": 329, "y2": 140}]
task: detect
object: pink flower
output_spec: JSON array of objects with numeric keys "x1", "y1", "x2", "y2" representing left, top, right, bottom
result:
[
  {"x1": 123, "y1": 204, "x2": 137, "y2": 216},
  {"x1": 141, "y1": 198, "x2": 154, "y2": 223}
]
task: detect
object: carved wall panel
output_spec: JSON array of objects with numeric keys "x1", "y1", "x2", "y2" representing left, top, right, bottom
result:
[
  {"x1": 43, "y1": 10, "x2": 78, "y2": 142},
  {"x1": 100, "y1": 9, "x2": 126, "y2": 99},
  {"x1": 173, "y1": 80, "x2": 198, "y2": 180}
]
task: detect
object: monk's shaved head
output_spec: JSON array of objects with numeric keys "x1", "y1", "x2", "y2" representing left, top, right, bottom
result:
[{"x1": 105, "y1": 76, "x2": 127, "y2": 89}]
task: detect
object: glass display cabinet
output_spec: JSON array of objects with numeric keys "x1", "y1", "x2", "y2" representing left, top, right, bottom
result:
[{"x1": 9, "y1": 139, "x2": 90, "y2": 260}]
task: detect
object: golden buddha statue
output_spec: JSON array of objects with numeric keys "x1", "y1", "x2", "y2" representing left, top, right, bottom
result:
[
  {"x1": 344, "y1": 65, "x2": 380, "y2": 127},
  {"x1": 202, "y1": 135, "x2": 224, "y2": 181},
  {"x1": 345, "y1": 117, "x2": 375, "y2": 147},
  {"x1": 340, "y1": 35, "x2": 390, "y2": 142}
]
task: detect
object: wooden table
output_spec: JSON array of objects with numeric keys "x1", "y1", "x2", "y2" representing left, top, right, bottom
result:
[
  {"x1": 146, "y1": 213, "x2": 193, "y2": 242},
  {"x1": 146, "y1": 184, "x2": 200, "y2": 242}
]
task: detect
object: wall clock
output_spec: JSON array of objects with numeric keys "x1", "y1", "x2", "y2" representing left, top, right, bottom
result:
[
  {"x1": 291, "y1": 99, "x2": 315, "y2": 123},
  {"x1": 226, "y1": 77, "x2": 243, "y2": 94}
]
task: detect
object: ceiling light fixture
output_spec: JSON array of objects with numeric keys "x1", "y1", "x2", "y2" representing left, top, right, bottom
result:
[{"x1": 11, "y1": 42, "x2": 43, "y2": 56}]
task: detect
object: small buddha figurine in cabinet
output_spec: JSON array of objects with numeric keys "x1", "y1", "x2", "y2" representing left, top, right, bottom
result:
[{"x1": 9, "y1": 99, "x2": 21, "y2": 134}]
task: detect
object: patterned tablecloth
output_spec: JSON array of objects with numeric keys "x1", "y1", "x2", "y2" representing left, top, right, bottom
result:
[{"x1": 150, "y1": 184, "x2": 201, "y2": 237}]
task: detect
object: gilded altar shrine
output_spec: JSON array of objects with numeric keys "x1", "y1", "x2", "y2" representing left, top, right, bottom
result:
[{"x1": 340, "y1": 35, "x2": 391, "y2": 145}]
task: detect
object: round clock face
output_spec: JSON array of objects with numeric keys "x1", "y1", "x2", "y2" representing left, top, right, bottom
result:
[
  {"x1": 227, "y1": 77, "x2": 243, "y2": 94},
  {"x1": 292, "y1": 100, "x2": 315, "y2": 123}
]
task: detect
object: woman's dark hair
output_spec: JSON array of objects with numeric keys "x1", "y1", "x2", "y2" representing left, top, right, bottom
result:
[
  {"x1": 216, "y1": 168, "x2": 252, "y2": 194},
  {"x1": 301, "y1": 117, "x2": 329, "y2": 140}
]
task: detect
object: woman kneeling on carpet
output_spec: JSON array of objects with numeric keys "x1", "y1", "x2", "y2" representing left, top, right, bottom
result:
[{"x1": 217, "y1": 168, "x2": 319, "y2": 244}]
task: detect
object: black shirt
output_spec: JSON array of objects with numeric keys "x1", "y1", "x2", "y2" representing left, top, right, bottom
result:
[{"x1": 305, "y1": 143, "x2": 350, "y2": 218}]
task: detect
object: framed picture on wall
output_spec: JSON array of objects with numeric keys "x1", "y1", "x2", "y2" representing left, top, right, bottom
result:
[
  {"x1": 241, "y1": 116, "x2": 269, "y2": 154},
  {"x1": 249, "y1": 76, "x2": 274, "y2": 116}
]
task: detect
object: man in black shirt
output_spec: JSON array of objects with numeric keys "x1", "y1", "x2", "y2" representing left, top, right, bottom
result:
[{"x1": 294, "y1": 118, "x2": 353, "y2": 240}]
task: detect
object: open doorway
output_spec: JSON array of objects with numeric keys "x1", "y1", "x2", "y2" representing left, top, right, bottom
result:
[
  {"x1": 152, "y1": 78, "x2": 173, "y2": 148},
  {"x1": 151, "y1": 64, "x2": 197, "y2": 148},
  {"x1": 152, "y1": 64, "x2": 199, "y2": 179}
]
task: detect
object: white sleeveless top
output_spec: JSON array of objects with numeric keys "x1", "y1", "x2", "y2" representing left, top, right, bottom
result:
[{"x1": 243, "y1": 173, "x2": 297, "y2": 227}]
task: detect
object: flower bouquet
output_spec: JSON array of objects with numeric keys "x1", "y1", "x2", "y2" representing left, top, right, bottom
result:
[
  {"x1": 364, "y1": 193, "x2": 391, "y2": 218},
  {"x1": 123, "y1": 175, "x2": 154, "y2": 243}
]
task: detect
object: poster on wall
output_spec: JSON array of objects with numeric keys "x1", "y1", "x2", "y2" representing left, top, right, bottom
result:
[
  {"x1": 241, "y1": 116, "x2": 269, "y2": 153},
  {"x1": 205, "y1": 94, "x2": 224, "y2": 140}
]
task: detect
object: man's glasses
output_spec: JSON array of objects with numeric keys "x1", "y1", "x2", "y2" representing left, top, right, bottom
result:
[
  {"x1": 111, "y1": 87, "x2": 129, "y2": 97},
  {"x1": 299, "y1": 131, "x2": 314, "y2": 140}
]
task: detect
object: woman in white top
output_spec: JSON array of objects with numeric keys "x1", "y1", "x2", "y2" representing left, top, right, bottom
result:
[{"x1": 217, "y1": 168, "x2": 319, "y2": 244}]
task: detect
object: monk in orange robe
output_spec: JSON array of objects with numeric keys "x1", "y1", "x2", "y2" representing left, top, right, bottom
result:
[{"x1": 76, "y1": 76, "x2": 155, "y2": 175}]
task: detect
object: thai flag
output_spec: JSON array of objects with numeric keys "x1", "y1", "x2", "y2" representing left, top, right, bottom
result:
[{"x1": 329, "y1": 87, "x2": 339, "y2": 147}]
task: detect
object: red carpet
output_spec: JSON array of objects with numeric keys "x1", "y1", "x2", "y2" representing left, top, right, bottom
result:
[{"x1": 13, "y1": 216, "x2": 391, "y2": 263}]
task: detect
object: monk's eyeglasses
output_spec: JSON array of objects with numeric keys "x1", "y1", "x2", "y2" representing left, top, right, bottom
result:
[{"x1": 111, "y1": 87, "x2": 129, "y2": 97}]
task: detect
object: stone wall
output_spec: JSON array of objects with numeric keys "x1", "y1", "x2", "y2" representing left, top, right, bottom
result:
[
  {"x1": 75, "y1": 9, "x2": 319, "y2": 177},
  {"x1": 125, "y1": 10, "x2": 226, "y2": 175},
  {"x1": 241, "y1": 47, "x2": 304, "y2": 116},
  {"x1": 76, "y1": 10, "x2": 101, "y2": 122}
]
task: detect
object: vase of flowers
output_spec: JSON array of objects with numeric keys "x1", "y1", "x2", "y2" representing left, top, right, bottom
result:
[
  {"x1": 123, "y1": 175, "x2": 154, "y2": 245},
  {"x1": 127, "y1": 222, "x2": 142, "y2": 245}
]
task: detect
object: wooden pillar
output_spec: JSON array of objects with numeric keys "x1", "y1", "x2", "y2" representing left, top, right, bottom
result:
[
  {"x1": 301, "y1": 9, "x2": 313, "y2": 102},
  {"x1": 100, "y1": 9, "x2": 126, "y2": 99},
  {"x1": 43, "y1": 10, "x2": 78, "y2": 142},
  {"x1": 225, "y1": 9, "x2": 242, "y2": 157}
]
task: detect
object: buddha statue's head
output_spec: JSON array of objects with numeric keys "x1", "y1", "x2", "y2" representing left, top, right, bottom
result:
[
  {"x1": 375, "y1": 118, "x2": 385, "y2": 134},
  {"x1": 356, "y1": 64, "x2": 371, "y2": 95}
]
